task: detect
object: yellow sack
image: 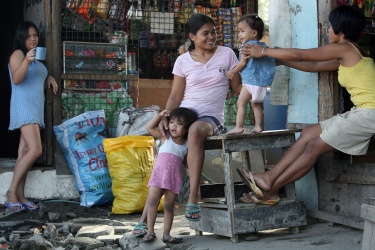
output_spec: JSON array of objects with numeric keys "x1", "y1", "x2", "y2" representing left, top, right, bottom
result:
[{"x1": 103, "y1": 135, "x2": 155, "y2": 214}]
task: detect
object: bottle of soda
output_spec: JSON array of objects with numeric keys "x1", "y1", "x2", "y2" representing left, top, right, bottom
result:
[{"x1": 0, "y1": 243, "x2": 8, "y2": 250}]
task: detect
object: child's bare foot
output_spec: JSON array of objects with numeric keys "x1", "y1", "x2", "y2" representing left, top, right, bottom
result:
[
  {"x1": 227, "y1": 127, "x2": 244, "y2": 135},
  {"x1": 247, "y1": 126, "x2": 262, "y2": 133}
]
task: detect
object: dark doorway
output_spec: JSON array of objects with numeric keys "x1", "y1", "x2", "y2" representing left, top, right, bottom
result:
[{"x1": 0, "y1": 1, "x2": 24, "y2": 158}]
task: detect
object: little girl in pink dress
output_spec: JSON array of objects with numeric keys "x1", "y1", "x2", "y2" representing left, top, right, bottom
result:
[{"x1": 141, "y1": 107, "x2": 198, "y2": 244}]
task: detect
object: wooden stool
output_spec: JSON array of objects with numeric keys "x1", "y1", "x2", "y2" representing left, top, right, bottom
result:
[{"x1": 190, "y1": 129, "x2": 307, "y2": 243}]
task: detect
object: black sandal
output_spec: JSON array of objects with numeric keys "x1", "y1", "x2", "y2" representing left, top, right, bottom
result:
[
  {"x1": 142, "y1": 233, "x2": 156, "y2": 243},
  {"x1": 163, "y1": 236, "x2": 183, "y2": 244}
]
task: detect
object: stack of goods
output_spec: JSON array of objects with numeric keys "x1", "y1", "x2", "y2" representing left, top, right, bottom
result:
[
  {"x1": 231, "y1": 7, "x2": 242, "y2": 49},
  {"x1": 195, "y1": 5, "x2": 220, "y2": 35},
  {"x1": 337, "y1": 0, "x2": 374, "y2": 18},
  {"x1": 218, "y1": 8, "x2": 233, "y2": 48},
  {"x1": 178, "y1": 0, "x2": 196, "y2": 23}
]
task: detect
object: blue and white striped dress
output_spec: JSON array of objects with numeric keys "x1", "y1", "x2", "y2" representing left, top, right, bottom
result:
[{"x1": 8, "y1": 60, "x2": 47, "y2": 130}]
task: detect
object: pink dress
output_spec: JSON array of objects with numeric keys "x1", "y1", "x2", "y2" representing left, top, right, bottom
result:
[{"x1": 148, "y1": 137, "x2": 188, "y2": 194}]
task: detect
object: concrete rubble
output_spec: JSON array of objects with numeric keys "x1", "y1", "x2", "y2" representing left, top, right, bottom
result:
[
  {"x1": 0, "y1": 200, "x2": 365, "y2": 250},
  {"x1": 0, "y1": 200, "x2": 195, "y2": 250},
  {"x1": 0, "y1": 213, "x2": 190, "y2": 250}
]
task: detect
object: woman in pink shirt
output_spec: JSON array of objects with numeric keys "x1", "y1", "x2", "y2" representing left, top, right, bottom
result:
[{"x1": 159, "y1": 14, "x2": 242, "y2": 221}]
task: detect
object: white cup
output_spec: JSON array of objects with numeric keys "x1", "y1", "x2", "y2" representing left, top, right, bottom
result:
[{"x1": 35, "y1": 47, "x2": 46, "y2": 60}]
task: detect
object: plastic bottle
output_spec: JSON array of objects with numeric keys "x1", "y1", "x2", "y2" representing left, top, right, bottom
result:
[
  {"x1": 127, "y1": 52, "x2": 136, "y2": 72},
  {"x1": 0, "y1": 243, "x2": 8, "y2": 250}
]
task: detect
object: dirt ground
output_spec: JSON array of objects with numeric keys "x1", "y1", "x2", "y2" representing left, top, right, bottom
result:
[{"x1": 0, "y1": 199, "x2": 365, "y2": 250}]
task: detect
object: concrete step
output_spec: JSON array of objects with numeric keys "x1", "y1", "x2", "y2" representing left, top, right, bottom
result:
[{"x1": 0, "y1": 166, "x2": 79, "y2": 204}]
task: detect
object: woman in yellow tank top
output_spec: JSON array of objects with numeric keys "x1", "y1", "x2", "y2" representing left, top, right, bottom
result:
[{"x1": 237, "y1": 5, "x2": 375, "y2": 204}]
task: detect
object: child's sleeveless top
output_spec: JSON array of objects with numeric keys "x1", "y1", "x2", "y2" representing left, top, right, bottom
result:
[
  {"x1": 148, "y1": 136, "x2": 188, "y2": 194},
  {"x1": 338, "y1": 42, "x2": 375, "y2": 109},
  {"x1": 8, "y1": 60, "x2": 48, "y2": 130}
]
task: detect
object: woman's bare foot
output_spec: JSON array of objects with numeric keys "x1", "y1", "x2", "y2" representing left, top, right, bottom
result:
[
  {"x1": 227, "y1": 127, "x2": 245, "y2": 135},
  {"x1": 242, "y1": 169, "x2": 271, "y2": 192},
  {"x1": 6, "y1": 190, "x2": 19, "y2": 204}
]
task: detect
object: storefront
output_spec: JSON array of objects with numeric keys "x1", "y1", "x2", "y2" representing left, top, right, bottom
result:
[{"x1": 55, "y1": 0, "x2": 258, "y2": 174}]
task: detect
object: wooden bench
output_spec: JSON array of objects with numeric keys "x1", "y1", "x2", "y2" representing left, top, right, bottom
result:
[{"x1": 189, "y1": 129, "x2": 307, "y2": 243}]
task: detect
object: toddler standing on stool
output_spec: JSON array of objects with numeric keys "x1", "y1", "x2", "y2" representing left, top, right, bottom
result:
[{"x1": 226, "y1": 14, "x2": 276, "y2": 134}]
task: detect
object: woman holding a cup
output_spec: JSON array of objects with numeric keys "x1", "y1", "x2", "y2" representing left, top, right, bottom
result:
[{"x1": 5, "y1": 21, "x2": 58, "y2": 212}]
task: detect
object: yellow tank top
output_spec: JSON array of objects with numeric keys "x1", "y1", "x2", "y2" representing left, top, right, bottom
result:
[{"x1": 338, "y1": 43, "x2": 375, "y2": 109}]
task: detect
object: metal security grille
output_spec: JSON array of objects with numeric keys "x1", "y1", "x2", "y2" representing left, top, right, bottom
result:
[
  {"x1": 134, "y1": 0, "x2": 256, "y2": 125},
  {"x1": 137, "y1": 0, "x2": 256, "y2": 79},
  {"x1": 60, "y1": 0, "x2": 137, "y2": 134},
  {"x1": 60, "y1": 0, "x2": 256, "y2": 129}
]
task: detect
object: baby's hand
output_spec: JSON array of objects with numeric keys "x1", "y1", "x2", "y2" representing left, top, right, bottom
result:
[
  {"x1": 239, "y1": 56, "x2": 248, "y2": 63},
  {"x1": 226, "y1": 70, "x2": 235, "y2": 79}
]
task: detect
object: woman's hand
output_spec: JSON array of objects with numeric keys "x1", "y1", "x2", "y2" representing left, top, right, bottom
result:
[
  {"x1": 240, "y1": 44, "x2": 264, "y2": 58},
  {"x1": 25, "y1": 48, "x2": 36, "y2": 63},
  {"x1": 276, "y1": 59, "x2": 285, "y2": 66},
  {"x1": 47, "y1": 76, "x2": 58, "y2": 94}
]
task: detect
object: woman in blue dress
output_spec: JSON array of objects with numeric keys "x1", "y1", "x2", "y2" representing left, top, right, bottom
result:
[{"x1": 5, "y1": 21, "x2": 58, "y2": 211}]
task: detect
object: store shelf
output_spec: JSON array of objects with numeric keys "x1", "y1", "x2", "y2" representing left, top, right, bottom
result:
[
  {"x1": 61, "y1": 73, "x2": 134, "y2": 81},
  {"x1": 63, "y1": 41, "x2": 128, "y2": 74},
  {"x1": 62, "y1": 87, "x2": 114, "y2": 92}
]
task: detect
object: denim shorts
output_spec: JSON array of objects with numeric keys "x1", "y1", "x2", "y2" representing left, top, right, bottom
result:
[{"x1": 198, "y1": 116, "x2": 227, "y2": 135}]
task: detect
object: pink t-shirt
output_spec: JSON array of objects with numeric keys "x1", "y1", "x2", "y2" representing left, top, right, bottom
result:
[{"x1": 172, "y1": 46, "x2": 238, "y2": 124}]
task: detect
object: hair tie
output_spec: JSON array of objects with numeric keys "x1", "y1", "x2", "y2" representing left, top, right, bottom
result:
[{"x1": 255, "y1": 15, "x2": 258, "y2": 18}]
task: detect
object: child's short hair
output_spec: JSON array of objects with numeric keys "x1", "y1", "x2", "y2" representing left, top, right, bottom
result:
[
  {"x1": 238, "y1": 14, "x2": 264, "y2": 40},
  {"x1": 169, "y1": 107, "x2": 198, "y2": 139},
  {"x1": 329, "y1": 5, "x2": 366, "y2": 42}
]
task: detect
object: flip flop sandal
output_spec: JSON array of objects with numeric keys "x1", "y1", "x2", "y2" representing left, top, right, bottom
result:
[
  {"x1": 163, "y1": 236, "x2": 183, "y2": 244},
  {"x1": 239, "y1": 192, "x2": 256, "y2": 204},
  {"x1": 4, "y1": 201, "x2": 25, "y2": 213},
  {"x1": 22, "y1": 201, "x2": 39, "y2": 211},
  {"x1": 243, "y1": 192, "x2": 280, "y2": 206},
  {"x1": 237, "y1": 168, "x2": 264, "y2": 199},
  {"x1": 142, "y1": 233, "x2": 156, "y2": 243},
  {"x1": 132, "y1": 222, "x2": 147, "y2": 237},
  {"x1": 185, "y1": 203, "x2": 201, "y2": 221}
]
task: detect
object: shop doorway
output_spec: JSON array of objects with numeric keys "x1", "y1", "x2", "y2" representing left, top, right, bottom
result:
[{"x1": 0, "y1": 1, "x2": 24, "y2": 159}]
